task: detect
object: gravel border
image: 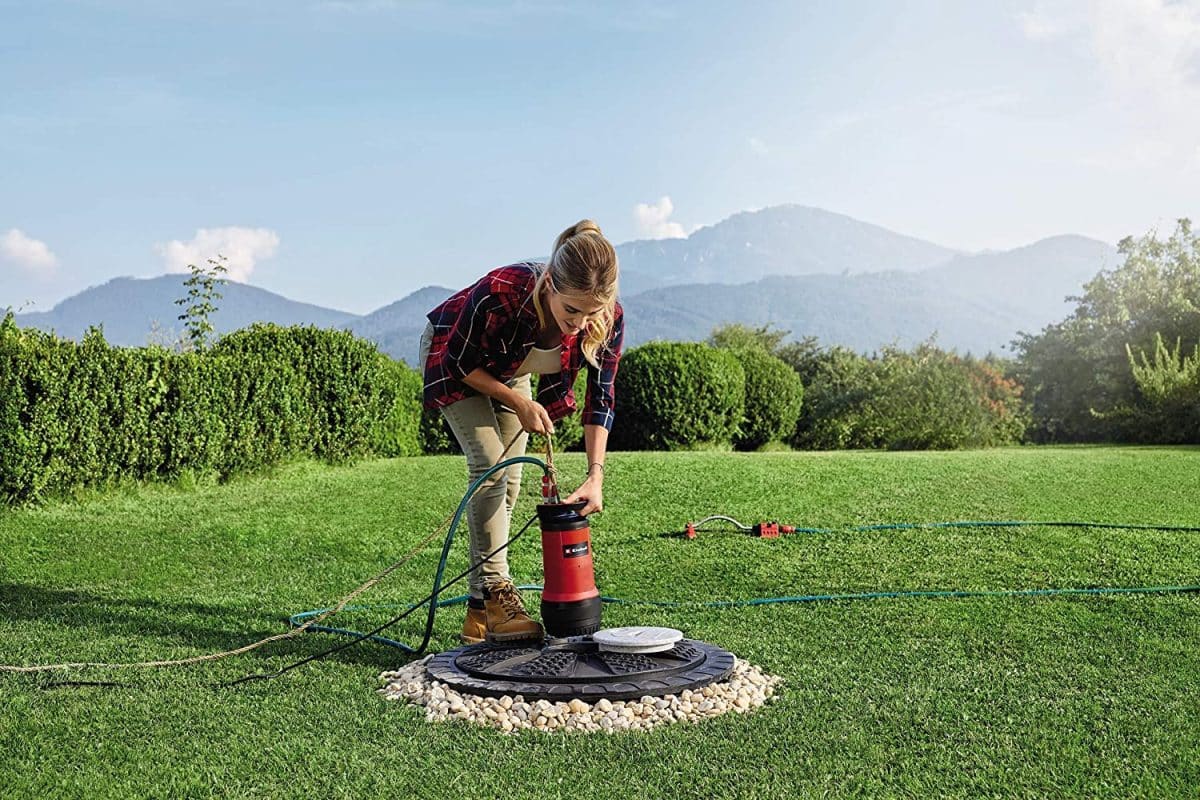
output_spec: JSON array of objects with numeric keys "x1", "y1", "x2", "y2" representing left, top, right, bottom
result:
[{"x1": 379, "y1": 654, "x2": 783, "y2": 734}]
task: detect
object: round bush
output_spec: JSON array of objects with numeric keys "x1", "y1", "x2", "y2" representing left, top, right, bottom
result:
[
  {"x1": 731, "y1": 348, "x2": 804, "y2": 450},
  {"x1": 611, "y1": 342, "x2": 745, "y2": 450}
]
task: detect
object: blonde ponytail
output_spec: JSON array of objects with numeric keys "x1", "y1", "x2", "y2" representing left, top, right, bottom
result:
[{"x1": 532, "y1": 219, "x2": 620, "y2": 367}]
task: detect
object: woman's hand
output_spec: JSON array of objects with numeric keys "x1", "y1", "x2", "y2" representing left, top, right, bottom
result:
[
  {"x1": 564, "y1": 472, "x2": 603, "y2": 516},
  {"x1": 516, "y1": 398, "x2": 555, "y2": 436}
]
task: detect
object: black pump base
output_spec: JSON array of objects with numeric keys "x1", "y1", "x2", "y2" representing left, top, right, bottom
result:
[{"x1": 540, "y1": 596, "x2": 602, "y2": 638}]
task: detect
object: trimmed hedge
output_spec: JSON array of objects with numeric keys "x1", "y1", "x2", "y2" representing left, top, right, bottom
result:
[
  {"x1": 611, "y1": 342, "x2": 745, "y2": 450},
  {"x1": 212, "y1": 323, "x2": 387, "y2": 463},
  {"x1": 419, "y1": 408, "x2": 461, "y2": 455},
  {"x1": 1, "y1": 305, "x2": 1044, "y2": 509},
  {"x1": 370, "y1": 354, "x2": 424, "y2": 457},
  {"x1": 0, "y1": 316, "x2": 404, "y2": 505}
]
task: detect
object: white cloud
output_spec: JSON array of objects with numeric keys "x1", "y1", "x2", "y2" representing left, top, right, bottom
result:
[
  {"x1": 2, "y1": 228, "x2": 58, "y2": 275},
  {"x1": 748, "y1": 136, "x2": 770, "y2": 156},
  {"x1": 1017, "y1": 8, "x2": 1074, "y2": 39},
  {"x1": 1089, "y1": 0, "x2": 1200, "y2": 103},
  {"x1": 1018, "y1": 0, "x2": 1200, "y2": 168},
  {"x1": 633, "y1": 197, "x2": 688, "y2": 239},
  {"x1": 156, "y1": 226, "x2": 280, "y2": 283}
]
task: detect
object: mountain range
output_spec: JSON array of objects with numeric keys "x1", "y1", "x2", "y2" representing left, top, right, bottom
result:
[{"x1": 10, "y1": 204, "x2": 1119, "y2": 365}]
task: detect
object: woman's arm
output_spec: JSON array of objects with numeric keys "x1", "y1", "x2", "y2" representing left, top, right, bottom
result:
[
  {"x1": 563, "y1": 423, "x2": 608, "y2": 516},
  {"x1": 461, "y1": 368, "x2": 555, "y2": 435},
  {"x1": 566, "y1": 305, "x2": 622, "y2": 516}
]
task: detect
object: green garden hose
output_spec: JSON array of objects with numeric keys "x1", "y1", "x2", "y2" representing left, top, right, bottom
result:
[
  {"x1": 288, "y1": 518, "x2": 1200, "y2": 656},
  {"x1": 225, "y1": 454, "x2": 550, "y2": 685}
]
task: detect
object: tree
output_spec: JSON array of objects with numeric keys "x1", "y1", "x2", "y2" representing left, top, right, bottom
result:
[
  {"x1": 1109, "y1": 334, "x2": 1200, "y2": 443},
  {"x1": 175, "y1": 255, "x2": 229, "y2": 350},
  {"x1": 1013, "y1": 218, "x2": 1200, "y2": 441}
]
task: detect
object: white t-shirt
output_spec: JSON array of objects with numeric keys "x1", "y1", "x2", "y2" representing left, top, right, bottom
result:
[{"x1": 514, "y1": 345, "x2": 562, "y2": 377}]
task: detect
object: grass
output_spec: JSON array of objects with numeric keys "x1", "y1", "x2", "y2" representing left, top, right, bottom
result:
[{"x1": 1, "y1": 446, "x2": 1199, "y2": 799}]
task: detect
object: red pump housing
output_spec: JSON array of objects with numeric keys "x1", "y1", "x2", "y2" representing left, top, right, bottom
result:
[{"x1": 537, "y1": 501, "x2": 602, "y2": 637}]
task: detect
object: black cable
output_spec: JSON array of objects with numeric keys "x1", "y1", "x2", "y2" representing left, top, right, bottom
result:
[{"x1": 219, "y1": 513, "x2": 539, "y2": 688}]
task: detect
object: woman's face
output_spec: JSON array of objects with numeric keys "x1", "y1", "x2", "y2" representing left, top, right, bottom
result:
[{"x1": 546, "y1": 281, "x2": 606, "y2": 337}]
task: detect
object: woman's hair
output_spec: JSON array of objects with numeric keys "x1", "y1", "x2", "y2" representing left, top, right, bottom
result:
[{"x1": 532, "y1": 219, "x2": 620, "y2": 367}]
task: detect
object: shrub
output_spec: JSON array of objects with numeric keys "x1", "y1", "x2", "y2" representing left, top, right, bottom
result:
[
  {"x1": 371, "y1": 355, "x2": 424, "y2": 457},
  {"x1": 1098, "y1": 333, "x2": 1200, "y2": 443},
  {"x1": 148, "y1": 350, "x2": 237, "y2": 479},
  {"x1": 611, "y1": 342, "x2": 745, "y2": 450},
  {"x1": 726, "y1": 347, "x2": 804, "y2": 450},
  {"x1": 789, "y1": 345, "x2": 882, "y2": 449},
  {"x1": 1, "y1": 320, "x2": 83, "y2": 501},
  {"x1": 789, "y1": 341, "x2": 1028, "y2": 450},
  {"x1": 962, "y1": 355, "x2": 1030, "y2": 446},
  {"x1": 707, "y1": 323, "x2": 805, "y2": 450},
  {"x1": 869, "y1": 345, "x2": 1026, "y2": 449},
  {"x1": 0, "y1": 316, "x2": 29, "y2": 499},
  {"x1": 212, "y1": 324, "x2": 386, "y2": 463},
  {"x1": 708, "y1": 323, "x2": 788, "y2": 354},
  {"x1": 0, "y1": 314, "x2": 417, "y2": 505}
]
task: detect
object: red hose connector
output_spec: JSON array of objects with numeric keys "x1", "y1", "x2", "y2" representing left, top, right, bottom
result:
[{"x1": 684, "y1": 515, "x2": 798, "y2": 539}]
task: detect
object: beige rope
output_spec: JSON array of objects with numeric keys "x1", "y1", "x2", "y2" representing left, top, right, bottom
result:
[{"x1": 1, "y1": 430, "x2": 543, "y2": 674}]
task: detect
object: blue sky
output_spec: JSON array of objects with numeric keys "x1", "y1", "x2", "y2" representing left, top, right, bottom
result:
[{"x1": 3, "y1": 0, "x2": 1198, "y2": 314}]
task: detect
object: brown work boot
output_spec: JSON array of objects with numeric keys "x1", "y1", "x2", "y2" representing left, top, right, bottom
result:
[
  {"x1": 460, "y1": 600, "x2": 487, "y2": 644},
  {"x1": 483, "y1": 580, "x2": 544, "y2": 643}
]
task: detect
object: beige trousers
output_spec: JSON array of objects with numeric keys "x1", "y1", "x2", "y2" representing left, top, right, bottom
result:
[{"x1": 419, "y1": 323, "x2": 530, "y2": 600}]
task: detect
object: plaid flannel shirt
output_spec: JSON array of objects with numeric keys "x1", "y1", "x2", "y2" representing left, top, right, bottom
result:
[{"x1": 422, "y1": 262, "x2": 624, "y2": 430}]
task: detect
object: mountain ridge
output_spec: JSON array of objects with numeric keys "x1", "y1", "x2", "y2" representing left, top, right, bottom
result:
[{"x1": 9, "y1": 205, "x2": 1119, "y2": 365}]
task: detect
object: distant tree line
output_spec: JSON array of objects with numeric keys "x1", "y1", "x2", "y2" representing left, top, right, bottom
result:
[{"x1": 3, "y1": 218, "x2": 1196, "y2": 505}]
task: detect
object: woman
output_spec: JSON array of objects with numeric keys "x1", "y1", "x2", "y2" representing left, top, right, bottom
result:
[{"x1": 419, "y1": 219, "x2": 623, "y2": 644}]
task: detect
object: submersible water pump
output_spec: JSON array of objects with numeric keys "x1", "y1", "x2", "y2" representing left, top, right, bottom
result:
[{"x1": 537, "y1": 500, "x2": 602, "y2": 637}]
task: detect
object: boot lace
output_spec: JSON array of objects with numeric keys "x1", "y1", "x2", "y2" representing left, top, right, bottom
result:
[{"x1": 489, "y1": 582, "x2": 528, "y2": 621}]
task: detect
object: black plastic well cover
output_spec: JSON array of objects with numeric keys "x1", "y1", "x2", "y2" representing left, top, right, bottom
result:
[{"x1": 425, "y1": 636, "x2": 735, "y2": 701}]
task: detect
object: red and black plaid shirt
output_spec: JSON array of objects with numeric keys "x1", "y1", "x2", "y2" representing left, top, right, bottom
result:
[{"x1": 423, "y1": 262, "x2": 624, "y2": 430}]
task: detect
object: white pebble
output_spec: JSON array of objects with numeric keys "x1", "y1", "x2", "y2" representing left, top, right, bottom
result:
[{"x1": 378, "y1": 657, "x2": 783, "y2": 733}]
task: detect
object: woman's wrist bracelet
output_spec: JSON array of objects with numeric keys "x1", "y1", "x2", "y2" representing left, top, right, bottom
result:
[{"x1": 587, "y1": 462, "x2": 605, "y2": 477}]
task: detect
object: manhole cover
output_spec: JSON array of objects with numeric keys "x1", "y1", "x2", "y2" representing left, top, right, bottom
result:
[{"x1": 425, "y1": 636, "x2": 736, "y2": 701}]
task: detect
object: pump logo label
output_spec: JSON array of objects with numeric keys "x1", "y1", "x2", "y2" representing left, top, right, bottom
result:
[{"x1": 562, "y1": 542, "x2": 590, "y2": 559}]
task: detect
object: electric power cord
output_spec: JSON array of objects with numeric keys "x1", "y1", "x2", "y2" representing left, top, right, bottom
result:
[
  {"x1": 17, "y1": 452, "x2": 550, "y2": 689},
  {"x1": 221, "y1": 511, "x2": 539, "y2": 687}
]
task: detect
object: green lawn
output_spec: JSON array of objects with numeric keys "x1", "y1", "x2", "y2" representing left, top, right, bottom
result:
[{"x1": 2, "y1": 447, "x2": 1199, "y2": 799}]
